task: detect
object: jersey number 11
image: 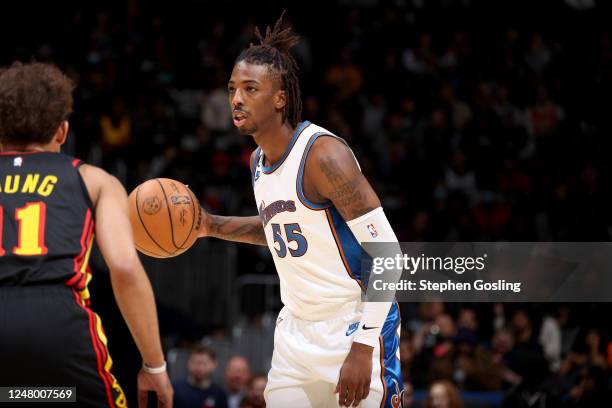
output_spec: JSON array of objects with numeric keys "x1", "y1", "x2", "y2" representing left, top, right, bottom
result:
[{"x1": 0, "y1": 202, "x2": 48, "y2": 256}]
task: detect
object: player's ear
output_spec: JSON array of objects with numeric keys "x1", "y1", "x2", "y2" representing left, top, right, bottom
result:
[
  {"x1": 274, "y1": 89, "x2": 286, "y2": 110},
  {"x1": 54, "y1": 121, "x2": 69, "y2": 146}
]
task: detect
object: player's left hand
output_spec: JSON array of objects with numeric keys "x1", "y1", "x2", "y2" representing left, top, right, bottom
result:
[{"x1": 335, "y1": 341, "x2": 373, "y2": 407}]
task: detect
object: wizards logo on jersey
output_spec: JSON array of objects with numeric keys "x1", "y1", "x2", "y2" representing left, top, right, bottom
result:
[{"x1": 259, "y1": 200, "x2": 297, "y2": 227}]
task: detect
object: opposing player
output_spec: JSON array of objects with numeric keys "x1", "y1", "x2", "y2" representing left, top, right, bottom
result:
[
  {"x1": 198, "y1": 16, "x2": 403, "y2": 408},
  {"x1": 0, "y1": 62, "x2": 173, "y2": 407}
]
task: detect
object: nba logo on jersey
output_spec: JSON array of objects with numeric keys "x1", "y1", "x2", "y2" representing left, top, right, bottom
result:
[
  {"x1": 13, "y1": 157, "x2": 23, "y2": 167},
  {"x1": 367, "y1": 223, "x2": 378, "y2": 238}
]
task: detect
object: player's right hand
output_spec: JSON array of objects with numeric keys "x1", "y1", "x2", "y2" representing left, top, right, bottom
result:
[
  {"x1": 335, "y1": 342, "x2": 373, "y2": 407},
  {"x1": 137, "y1": 368, "x2": 174, "y2": 407}
]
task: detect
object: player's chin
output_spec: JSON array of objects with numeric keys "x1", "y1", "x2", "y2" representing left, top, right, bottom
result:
[{"x1": 236, "y1": 124, "x2": 257, "y2": 135}]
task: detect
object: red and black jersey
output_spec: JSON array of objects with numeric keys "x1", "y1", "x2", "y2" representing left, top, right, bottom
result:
[
  {"x1": 0, "y1": 152, "x2": 126, "y2": 406},
  {"x1": 0, "y1": 151, "x2": 94, "y2": 288}
]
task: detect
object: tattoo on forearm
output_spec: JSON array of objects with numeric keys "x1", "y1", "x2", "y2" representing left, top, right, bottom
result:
[
  {"x1": 319, "y1": 157, "x2": 377, "y2": 220},
  {"x1": 210, "y1": 216, "x2": 267, "y2": 246}
]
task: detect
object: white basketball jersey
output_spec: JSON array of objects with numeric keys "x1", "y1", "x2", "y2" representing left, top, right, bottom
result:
[{"x1": 251, "y1": 121, "x2": 365, "y2": 321}]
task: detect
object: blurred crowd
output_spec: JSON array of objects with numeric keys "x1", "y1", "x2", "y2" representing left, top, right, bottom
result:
[
  {"x1": 4, "y1": 0, "x2": 610, "y2": 244},
  {"x1": 3, "y1": 0, "x2": 612, "y2": 405},
  {"x1": 400, "y1": 302, "x2": 612, "y2": 407},
  {"x1": 172, "y1": 345, "x2": 266, "y2": 408}
]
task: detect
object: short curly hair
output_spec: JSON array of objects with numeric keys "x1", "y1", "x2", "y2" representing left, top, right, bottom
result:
[{"x1": 0, "y1": 62, "x2": 74, "y2": 146}]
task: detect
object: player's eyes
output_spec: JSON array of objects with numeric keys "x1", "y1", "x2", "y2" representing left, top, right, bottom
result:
[
  {"x1": 247, "y1": 87, "x2": 256, "y2": 92},
  {"x1": 227, "y1": 87, "x2": 235, "y2": 93}
]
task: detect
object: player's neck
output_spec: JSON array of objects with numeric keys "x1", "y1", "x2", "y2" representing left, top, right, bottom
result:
[
  {"x1": 255, "y1": 121, "x2": 295, "y2": 166},
  {"x1": 0, "y1": 143, "x2": 52, "y2": 153}
]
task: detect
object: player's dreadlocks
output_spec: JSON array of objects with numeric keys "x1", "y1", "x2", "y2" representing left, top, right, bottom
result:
[{"x1": 236, "y1": 11, "x2": 302, "y2": 128}]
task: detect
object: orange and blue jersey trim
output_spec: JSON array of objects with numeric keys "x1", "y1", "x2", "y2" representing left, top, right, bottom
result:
[
  {"x1": 295, "y1": 131, "x2": 353, "y2": 211},
  {"x1": 325, "y1": 206, "x2": 364, "y2": 289},
  {"x1": 296, "y1": 132, "x2": 334, "y2": 210},
  {"x1": 379, "y1": 336, "x2": 387, "y2": 408},
  {"x1": 379, "y1": 303, "x2": 403, "y2": 408}
]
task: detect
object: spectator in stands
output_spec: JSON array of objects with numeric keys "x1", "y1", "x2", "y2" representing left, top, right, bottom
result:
[
  {"x1": 492, "y1": 84, "x2": 524, "y2": 130},
  {"x1": 539, "y1": 311, "x2": 562, "y2": 372},
  {"x1": 525, "y1": 84, "x2": 563, "y2": 141},
  {"x1": 445, "y1": 150, "x2": 478, "y2": 204},
  {"x1": 98, "y1": 97, "x2": 132, "y2": 182},
  {"x1": 499, "y1": 310, "x2": 561, "y2": 407},
  {"x1": 440, "y1": 85, "x2": 472, "y2": 131},
  {"x1": 410, "y1": 302, "x2": 448, "y2": 387},
  {"x1": 453, "y1": 327, "x2": 501, "y2": 391},
  {"x1": 324, "y1": 46, "x2": 363, "y2": 103},
  {"x1": 492, "y1": 303, "x2": 506, "y2": 332},
  {"x1": 201, "y1": 70, "x2": 232, "y2": 133},
  {"x1": 224, "y1": 356, "x2": 251, "y2": 408},
  {"x1": 422, "y1": 314, "x2": 462, "y2": 387},
  {"x1": 557, "y1": 305, "x2": 579, "y2": 357},
  {"x1": 403, "y1": 33, "x2": 438, "y2": 75},
  {"x1": 560, "y1": 328, "x2": 607, "y2": 376},
  {"x1": 238, "y1": 374, "x2": 266, "y2": 408},
  {"x1": 410, "y1": 301, "x2": 445, "y2": 352},
  {"x1": 456, "y1": 308, "x2": 478, "y2": 332},
  {"x1": 490, "y1": 327, "x2": 522, "y2": 387},
  {"x1": 432, "y1": 314, "x2": 457, "y2": 362},
  {"x1": 507, "y1": 309, "x2": 548, "y2": 381},
  {"x1": 566, "y1": 365, "x2": 610, "y2": 407},
  {"x1": 173, "y1": 344, "x2": 228, "y2": 408},
  {"x1": 424, "y1": 380, "x2": 464, "y2": 408},
  {"x1": 524, "y1": 33, "x2": 552, "y2": 74},
  {"x1": 399, "y1": 331, "x2": 415, "y2": 382},
  {"x1": 501, "y1": 354, "x2": 557, "y2": 408},
  {"x1": 100, "y1": 98, "x2": 132, "y2": 153}
]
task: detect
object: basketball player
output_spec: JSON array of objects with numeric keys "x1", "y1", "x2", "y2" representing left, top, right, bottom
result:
[
  {"x1": 0, "y1": 62, "x2": 173, "y2": 407},
  {"x1": 198, "y1": 16, "x2": 403, "y2": 408}
]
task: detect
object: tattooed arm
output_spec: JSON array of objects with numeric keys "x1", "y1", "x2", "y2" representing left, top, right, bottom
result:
[
  {"x1": 198, "y1": 149, "x2": 267, "y2": 246},
  {"x1": 198, "y1": 214, "x2": 267, "y2": 246},
  {"x1": 302, "y1": 136, "x2": 381, "y2": 221}
]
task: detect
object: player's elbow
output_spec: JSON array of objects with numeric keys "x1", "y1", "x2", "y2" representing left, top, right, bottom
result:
[{"x1": 107, "y1": 254, "x2": 144, "y2": 283}]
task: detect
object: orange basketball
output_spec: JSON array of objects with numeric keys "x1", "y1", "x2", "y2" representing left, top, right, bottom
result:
[{"x1": 128, "y1": 178, "x2": 203, "y2": 258}]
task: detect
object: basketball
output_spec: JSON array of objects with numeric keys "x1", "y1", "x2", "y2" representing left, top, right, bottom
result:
[{"x1": 128, "y1": 178, "x2": 203, "y2": 258}]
